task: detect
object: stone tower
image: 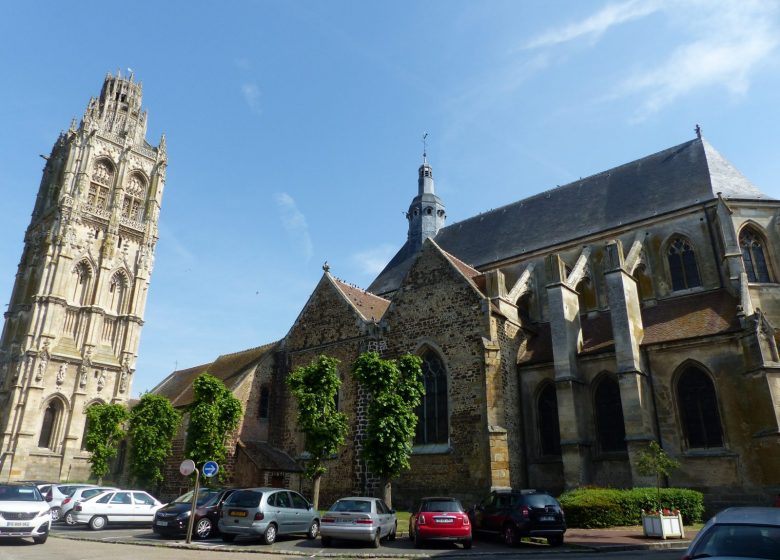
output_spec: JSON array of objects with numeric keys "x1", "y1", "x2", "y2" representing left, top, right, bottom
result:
[
  {"x1": 406, "y1": 154, "x2": 446, "y2": 249},
  {"x1": 0, "y1": 71, "x2": 166, "y2": 482}
]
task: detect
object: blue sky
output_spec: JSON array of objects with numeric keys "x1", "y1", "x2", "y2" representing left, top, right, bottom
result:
[{"x1": 2, "y1": 1, "x2": 779, "y2": 396}]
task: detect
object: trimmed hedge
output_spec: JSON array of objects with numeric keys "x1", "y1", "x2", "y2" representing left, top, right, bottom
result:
[{"x1": 558, "y1": 487, "x2": 704, "y2": 528}]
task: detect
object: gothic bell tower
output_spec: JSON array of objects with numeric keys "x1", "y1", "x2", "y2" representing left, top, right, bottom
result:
[{"x1": 0, "y1": 71, "x2": 167, "y2": 482}]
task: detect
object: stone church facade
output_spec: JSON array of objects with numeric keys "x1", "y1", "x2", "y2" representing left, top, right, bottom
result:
[
  {"x1": 0, "y1": 72, "x2": 166, "y2": 482},
  {"x1": 158, "y1": 137, "x2": 779, "y2": 510}
]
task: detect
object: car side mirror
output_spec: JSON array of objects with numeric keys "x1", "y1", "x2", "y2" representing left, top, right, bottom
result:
[{"x1": 390, "y1": 509, "x2": 395, "y2": 514}]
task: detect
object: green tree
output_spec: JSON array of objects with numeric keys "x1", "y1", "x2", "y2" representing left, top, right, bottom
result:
[
  {"x1": 84, "y1": 403, "x2": 129, "y2": 485},
  {"x1": 128, "y1": 393, "x2": 182, "y2": 489},
  {"x1": 352, "y1": 352, "x2": 424, "y2": 507},
  {"x1": 636, "y1": 440, "x2": 681, "y2": 510},
  {"x1": 287, "y1": 355, "x2": 348, "y2": 510},
  {"x1": 184, "y1": 373, "x2": 243, "y2": 481}
]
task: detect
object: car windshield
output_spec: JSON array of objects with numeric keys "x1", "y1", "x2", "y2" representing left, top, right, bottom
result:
[
  {"x1": 692, "y1": 523, "x2": 780, "y2": 559},
  {"x1": 421, "y1": 500, "x2": 463, "y2": 513},
  {"x1": 331, "y1": 500, "x2": 372, "y2": 513},
  {"x1": 0, "y1": 486, "x2": 42, "y2": 502},
  {"x1": 225, "y1": 490, "x2": 261, "y2": 508},
  {"x1": 172, "y1": 489, "x2": 222, "y2": 506}
]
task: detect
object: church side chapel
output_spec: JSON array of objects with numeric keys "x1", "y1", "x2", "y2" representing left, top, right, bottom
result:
[{"x1": 158, "y1": 133, "x2": 779, "y2": 510}]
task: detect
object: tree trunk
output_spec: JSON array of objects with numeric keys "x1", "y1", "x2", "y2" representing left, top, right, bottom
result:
[
  {"x1": 97, "y1": 476, "x2": 103, "y2": 486},
  {"x1": 312, "y1": 474, "x2": 322, "y2": 511},
  {"x1": 383, "y1": 480, "x2": 392, "y2": 509}
]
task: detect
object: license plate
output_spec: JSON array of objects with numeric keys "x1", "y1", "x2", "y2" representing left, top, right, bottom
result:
[
  {"x1": 435, "y1": 517, "x2": 454, "y2": 523},
  {"x1": 156, "y1": 520, "x2": 168, "y2": 526},
  {"x1": 540, "y1": 515, "x2": 555, "y2": 522},
  {"x1": 7, "y1": 521, "x2": 28, "y2": 527},
  {"x1": 229, "y1": 510, "x2": 247, "y2": 517}
]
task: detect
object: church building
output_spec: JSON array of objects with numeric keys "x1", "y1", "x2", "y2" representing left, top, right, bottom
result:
[
  {"x1": 157, "y1": 135, "x2": 779, "y2": 510},
  {"x1": 0, "y1": 72, "x2": 166, "y2": 482}
]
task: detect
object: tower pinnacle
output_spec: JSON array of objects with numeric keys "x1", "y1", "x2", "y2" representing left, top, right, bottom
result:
[{"x1": 407, "y1": 137, "x2": 445, "y2": 249}]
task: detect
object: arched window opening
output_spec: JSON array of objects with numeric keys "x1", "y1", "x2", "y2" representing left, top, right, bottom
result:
[
  {"x1": 81, "y1": 415, "x2": 91, "y2": 451},
  {"x1": 109, "y1": 273, "x2": 127, "y2": 314},
  {"x1": 667, "y1": 237, "x2": 701, "y2": 291},
  {"x1": 538, "y1": 383, "x2": 561, "y2": 456},
  {"x1": 122, "y1": 174, "x2": 147, "y2": 222},
  {"x1": 594, "y1": 376, "x2": 626, "y2": 453},
  {"x1": 72, "y1": 262, "x2": 91, "y2": 306},
  {"x1": 677, "y1": 367, "x2": 723, "y2": 449},
  {"x1": 88, "y1": 159, "x2": 114, "y2": 211},
  {"x1": 38, "y1": 400, "x2": 62, "y2": 449},
  {"x1": 740, "y1": 229, "x2": 771, "y2": 283},
  {"x1": 258, "y1": 386, "x2": 270, "y2": 419},
  {"x1": 414, "y1": 350, "x2": 449, "y2": 445}
]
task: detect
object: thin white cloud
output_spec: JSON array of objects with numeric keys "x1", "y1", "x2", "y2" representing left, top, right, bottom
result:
[
  {"x1": 274, "y1": 192, "x2": 313, "y2": 259},
  {"x1": 617, "y1": 0, "x2": 780, "y2": 121},
  {"x1": 351, "y1": 244, "x2": 397, "y2": 276},
  {"x1": 241, "y1": 83, "x2": 262, "y2": 115},
  {"x1": 525, "y1": 0, "x2": 662, "y2": 49}
]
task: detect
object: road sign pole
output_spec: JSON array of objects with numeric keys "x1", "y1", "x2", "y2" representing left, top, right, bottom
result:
[{"x1": 185, "y1": 467, "x2": 200, "y2": 544}]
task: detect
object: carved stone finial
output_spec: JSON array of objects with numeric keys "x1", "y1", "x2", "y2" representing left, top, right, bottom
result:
[
  {"x1": 322, "y1": 261, "x2": 330, "y2": 272},
  {"x1": 695, "y1": 124, "x2": 702, "y2": 139}
]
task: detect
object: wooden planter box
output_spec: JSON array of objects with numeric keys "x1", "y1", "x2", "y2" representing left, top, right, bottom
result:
[{"x1": 641, "y1": 511, "x2": 685, "y2": 539}]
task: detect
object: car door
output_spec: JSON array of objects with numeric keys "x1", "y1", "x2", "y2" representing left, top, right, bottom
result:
[
  {"x1": 288, "y1": 491, "x2": 312, "y2": 533},
  {"x1": 268, "y1": 491, "x2": 294, "y2": 534},
  {"x1": 377, "y1": 500, "x2": 394, "y2": 537},
  {"x1": 132, "y1": 492, "x2": 158, "y2": 523},
  {"x1": 108, "y1": 491, "x2": 134, "y2": 522}
]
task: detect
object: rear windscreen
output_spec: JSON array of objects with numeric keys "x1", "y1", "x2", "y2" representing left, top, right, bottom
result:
[
  {"x1": 226, "y1": 490, "x2": 262, "y2": 508},
  {"x1": 421, "y1": 500, "x2": 463, "y2": 513},
  {"x1": 331, "y1": 499, "x2": 372, "y2": 513},
  {"x1": 515, "y1": 494, "x2": 559, "y2": 509}
]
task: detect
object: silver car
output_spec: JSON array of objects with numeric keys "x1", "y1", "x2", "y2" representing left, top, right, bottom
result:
[
  {"x1": 320, "y1": 497, "x2": 397, "y2": 548},
  {"x1": 682, "y1": 507, "x2": 780, "y2": 560},
  {"x1": 217, "y1": 488, "x2": 319, "y2": 545}
]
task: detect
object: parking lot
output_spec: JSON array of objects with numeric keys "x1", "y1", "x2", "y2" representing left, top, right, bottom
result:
[{"x1": 50, "y1": 524, "x2": 556, "y2": 556}]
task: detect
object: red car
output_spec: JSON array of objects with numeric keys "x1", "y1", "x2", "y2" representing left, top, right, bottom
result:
[{"x1": 409, "y1": 497, "x2": 471, "y2": 549}]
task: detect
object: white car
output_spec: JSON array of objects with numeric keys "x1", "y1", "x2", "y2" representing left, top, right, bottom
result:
[
  {"x1": 0, "y1": 483, "x2": 52, "y2": 544},
  {"x1": 72, "y1": 489, "x2": 164, "y2": 530},
  {"x1": 61, "y1": 486, "x2": 118, "y2": 525}
]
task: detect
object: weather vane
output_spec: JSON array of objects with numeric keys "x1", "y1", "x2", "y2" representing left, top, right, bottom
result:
[{"x1": 422, "y1": 132, "x2": 429, "y2": 160}]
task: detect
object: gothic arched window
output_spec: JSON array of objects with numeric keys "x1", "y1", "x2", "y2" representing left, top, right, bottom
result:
[
  {"x1": 594, "y1": 375, "x2": 626, "y2": 453},
  {"x1": 667, "y1": 237, "x2": 701, "y2": 291},
  {"x1": 414, "y1": 350, "x2": 449, "y2": 445},
  {"x1": 677, "y1": 367, "x2": 723, "y2": 449},
  {"x1": 538, "y1": 383, "x2": 561, "y2": 456},
  {"x1": 38, "y1": 399, "x2": 62, "y2": 449},
  {"x1": 258, "y1": 386, "x2": 270, "y2": 419},
  {"x1": 88, "y1": 159, "x2": 115, "y2": 211},
  {"x1": 108, "y1": 272, "x2": 127, "y2": 314},
  {"x1": 122, "y1": 173, "x2": 147, "y2": 222},
  {"x1": 740, "y1": 228, "x2": 771, "y2": 283},
  {"x1": 72, "y1": 262, "x2": 92, "y2": 306}
]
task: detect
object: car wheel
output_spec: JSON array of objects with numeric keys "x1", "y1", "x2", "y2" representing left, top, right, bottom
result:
[
  {"x1": 262, "y1": 523, "x2": 277, "y2": 545},
  {"x1": 221, "y1": 533, "x2": 236, "y2": 542},
  {"x1": 64, "y1": 511, "x2": 76, "y2": 526},
  {"x1": 547, "y1": 535, "x2": 564, "y2": 547},
  {"x1": 89, "y1": 516, "x2": 107, "y2": 531},
  {"x1": 372, "y1": 529, "x2": 381, "y2": 549},
  {"x1": 502, "y1": 524, "x2": 517, "y2": 546},
  {"x1": 33, "y1": 532, "x2": 49, "y2": 544},
  {"x1": 306, "y1": 519, "x2": 319, "y2": 539},
  {"x1": 50, "y1": 507, "x2": 61, "y2": 522},
  {"x1": 463, "y1": 538, "x2": 472, "y2": 549},
  {"x1": 194, "y1": 518, "x2": 213, "y2": 539},
  {"x1": 321, "y1": 536, "x2": 332, "y2": 547},
  {"x1": 389, "y1": 521, "x2": 397, "y2": 541},
  {"x1": 414, "y1": 531, "x2": 424, "y2": 549}
]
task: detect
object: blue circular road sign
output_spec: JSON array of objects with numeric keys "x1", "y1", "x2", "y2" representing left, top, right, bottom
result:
[{"x1": 202, "y1": 461, "x2": 219, "y2": 478}]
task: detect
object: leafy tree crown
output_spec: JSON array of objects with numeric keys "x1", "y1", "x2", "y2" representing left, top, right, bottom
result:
[
  {"x1": 85, "y1": 403, "x2": 129, "y2": 480},
  {"x1": 128, "y1": 393, "x2": 182, "y2": 487}
]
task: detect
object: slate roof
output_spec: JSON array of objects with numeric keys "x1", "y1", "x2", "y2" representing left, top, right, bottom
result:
[
  {"x1": 151, "y1": 342, "x2": 277, "y2": 408},
  {"x1": 332, "y1": 277, "x2": 391, "y2": 321},
  {"x1": 518, "y1": 289, "x2": 741, "y2": 366},
  {"x1": 237, "y1": 440, "x2": 302, "y2": 473},
  {"x1": 370, "y1": 138, "x2": 770, "y2": 296}
]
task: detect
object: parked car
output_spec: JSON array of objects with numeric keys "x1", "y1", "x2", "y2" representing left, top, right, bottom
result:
[
  {"x1": 43, "y1": 484, "x2": 96, "y2": 522},
  {"x1": 682, "y1": 507, "x2": 780, "y2": 560},
  {"x1": 61, "y1": 486, "x2": 118, "y2": 525},
  {"x1": 469, "y1": 489, "x2": 566, "y2": 547},
  {"x1": 409, "y1": 496, "x2": 471, "y2": 549},
  {"x1": 154, "y1": 487, "x2": 235, "y2": 539},
  {"x1": 320, "y1": 496, "x2": 397, "y2": 548},
  {"x1": 0, "y1": 483, "x2": 52, "y2": 544},
  {"x1": 72, "y1": 489, "x2": 164, "y2": 530},
  {"x1": 218, "y1": 488, "x2": 319, "y2": 545}
]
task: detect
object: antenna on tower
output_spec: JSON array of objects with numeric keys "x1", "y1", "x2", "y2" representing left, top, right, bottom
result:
[{"x1": 422, "y1": 132, "x2": 429, "y2": 162}]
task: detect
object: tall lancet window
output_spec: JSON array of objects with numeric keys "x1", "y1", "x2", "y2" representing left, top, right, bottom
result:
[
  {"x1": 538, "y1": 383, "x2": 561, "y2": 456},
  {"x1": 667, "y1": 237, "x2": 701, "y2": 291},
  {"x1": 594, "y1": 375, "x2": 627, "y2": 453},
  {"x1": 740, "y1": 228, "x2": 771, "y2": 283},
  {"x1": 72, "y1": 262, "x2": 92, "y2": 306},
  {"x1": 108, "y1": 273, "x2": 127, "y2": 314},
  {"x1": 677, "y1": 367, "x2": 723, "y2": 449},
  {"x1": 38, "y1": 399, "x2": 63, "y2": 449},
  {"x1": 414, "y1": 350, "x2": 449, "y2": 445}
]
